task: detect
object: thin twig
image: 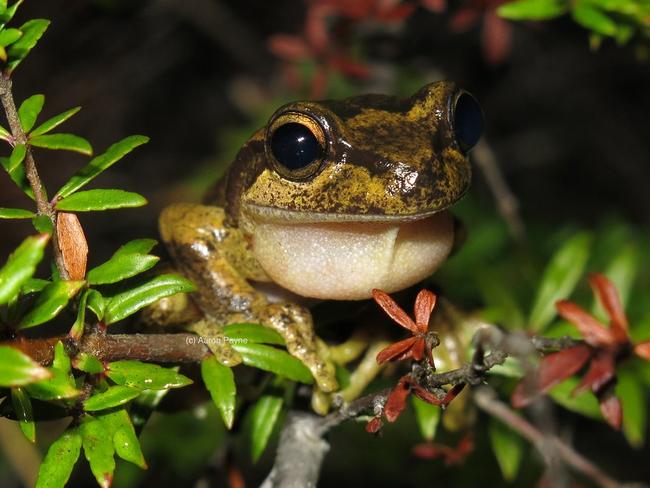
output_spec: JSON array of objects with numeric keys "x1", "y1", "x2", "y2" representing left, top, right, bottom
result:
[{"x1": 0, "y1": 73, "x2": 69, "y2": 279}]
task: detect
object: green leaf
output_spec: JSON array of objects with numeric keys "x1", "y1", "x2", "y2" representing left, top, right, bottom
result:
[
  {"x1": 104, "y1": 273, "x2": 195, "y2": 324},
  {"x1": 223, "y1": 323, "x2": 285, "y2": 345},
  {"x1": 32, "y1": 215, "x2": 53, "y2": 234},
  {"x1": 0, "y1": 123, "x2": 11, "y2": 141},
  {"x1": 25, "y1": 368, "x2": 79, "y2": 400},
  {"x1": 0, "y1": 27, "x2": 21, "y2": 47},
  {"x1": 30, "y1": 133, "x2": 92, "y2": 156},
  {"x1": 18, "y1": 280, "x2": 85, "y2": 329},
  {"x1": 53, "y1": 341, "x2": 71, "y2": 375},
  {"x1": 21, "y1": 277, "x2": 49, "y2": 294},
  {"x1": 0, "y1": 0, "x2": 22, "y2": 25},
  {"x1": 572, "y1": 2, "x2": 618, "y2": 36},
  {"x1": 84, "y1": 385, "x2": 141, "y2": 412},
  {"x1": 31, "y1": 106, "x2": 81, "y2": 137},
  {"x1": 0, "y1": 233, "x2": 48, "y2": 305},
  {"x1": 70, "y1": 288, "x2": 90, "y2": 339},
  {"x1": 489, "y1": 417, "x2": 525, "y2": 481},
  {"x1": 201, "y1": 357, "x2": 236, "y2": 429},
  {"x1": 0, "y1": 346, "x2": 50, "y2": 386},
  {"x1": 55, "y1": 189, "x2": 146, "y2": 212},
  {"x1": 80, "y1": 416, "x2": 115, "y2": 488},
  {"x1": 618, "y1": 368, "x2": 646, "y2": 448},
  {"x1": 18, "y1": 94, "x2": 44, "y2": 133},
  {"x1": 0, "y1": 207, "x2": 34, "y2": 219},
  {"x1": 73, "y1": 352, "x2": 105, "y2": 374},
  {"x1": 0, "y1": 144, "x2": 33, "y2": 199},
  {"x1": 7, "y1": 19, "x2": 50, "y2": 72},
  {"x1": 11, "y1": 387, "x2": 35, "y2": 442},
  {"x1": 601, "y1": 244, "x2": 638, "y2": 310},
  {"x1": 498, "y1": 0, "x2": 567, "y2": 20},
  {"x1": 56, "y1": 135, "x2": 149, "y2": 198},
  {"x1": 112, "y1": 238, "x2": 157, "y2": 257},
  {"x1": 249, "y1": 395, "x2": 283, "y2": 463},
  {"x1": 88, "y1": 253, "x2": 158, "y2": 286},
  {"x1": 97, "y1": 409, "x2": 146, "y2": 469},
  {"x1": 549, "y1": 376, "x2": 602, "y2": 419},
  {"x1": 232, "y1": 343, "x2": 314, "y2": 384},
  {"x1": 528, "y1": 233, "x2": 592, "y2": 332},
  {"x1": 36, "y1": 428, "x2": 82, "y2": 488},
  {"x1": 412, "y1": 396, "x2": 441, "y2": 441},
  {"x1": 86, "y1": 289, "x2": 105, "y2": 321},
  {"x1": 107, "y1": 360, "x2": 192, "y2": 390}
]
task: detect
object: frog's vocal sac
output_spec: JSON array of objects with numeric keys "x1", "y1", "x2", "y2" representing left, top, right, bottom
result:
[{"x1": 162, "y1": 81, "x2": 483, "y2": 304}]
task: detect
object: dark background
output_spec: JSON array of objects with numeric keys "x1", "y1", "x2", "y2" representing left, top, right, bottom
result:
[{"x1": 0, "y1": 1, "x2": 649, "y2": 487}]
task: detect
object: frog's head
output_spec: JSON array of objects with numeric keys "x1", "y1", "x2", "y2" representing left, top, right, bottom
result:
[{"x1": 225, "y1": 81, "x2": 483, "y2": 300}]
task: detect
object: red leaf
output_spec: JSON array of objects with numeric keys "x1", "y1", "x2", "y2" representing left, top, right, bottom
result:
[
  {"x1": 598, "y1": 388, "x2": 622, "y2": 430},
  {"x1": 573, "y1": 351, "x2": 615, "y2": 396},
  {"x1": 589, "y1": 273, "x2": 629, "y2": 341},
  {"x1": 442, "y1": 383, "x2": 466, "y2": 406},
  {"x1": 328, "y1": 55, "x2": 370, "y2": 78},
  {"x1": 411, "y1": 384, "x2": 442, "y2": 406},
  {"x1": 407, "y1": 337, "x2": 426, "y2": 362},
  {"x1": 306, "y1": 3, "x2": 332, "y2": 52},
  {"x1": 556, "y1": 301, "x2": 616, "y2": 347},
  {"x1": 384, "y1": 375, "x2": 411, "y2": 422},
  {"x1": 376, "y1": 4, "x2": 416, "y2": 22},
  {"x1": 268, "y1": 35, "x2": 311, "y2": 61},
  {"x1": 449, "y1": 7, "x2": 480, "y2": 32},
  {"x1": 365, "y1": 416, "x2": 383, "y2": 433},
  {"x1": 482, "y1": 10, "x2": 512, "y2": 65},
  {"x1": 414, "y1": 289, "x2": 436, "y2": 332},
  {"x1": 376, "y1": 337, "x2": 417, "y2": 364},
  {"x1": 634, "y1": 340, "x2": 650, "y2": 362},
  {"x1": 412, "y1": 442, "x2": 449, "y2": 460},
  {"x1": 421, "y1": 0, "x2": 447, "y2": 13},
  {"x1": 372, "y1": 289, "x2": 418, "y2": 333}
]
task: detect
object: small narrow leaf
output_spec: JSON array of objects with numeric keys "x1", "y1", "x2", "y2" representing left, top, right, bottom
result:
[
  {"x1": 618, "y1": 368, "x2": 646, "y2": 448},
  {"x1": 489, "y1": 417, "x2": 525, "y2": 481},
  {"x1": 57, "y1": 212, "x2": 88, "y2": 280},
  {"x1": 70, "y1": 288, "x2": 90, "y2": 340},
  {"x1": 11, "y1": 387, "x2": 35, "y2": 442},
  {"x1": 30, "y1": 133, "x2": 92, "y2": 155},
  {"x1": 25, "y1": 368, "x2": 79, "y2": 400},
  {"x1": 104, "y1": 274, "x2": 195, "y2": 324},
  {"x1": 80, "y1": 416, "x2": 115, "y2": 488},
  {"x1": 73, "y1": 352, "x2": 105, "y2": 374},
  {"x1": 56, "y1": 135, "x2": 149, "y2": 198},
  {"x1": 0, "y1": 144, "x2": 33, "y2": 198},
  {"x1": 549, "y1": 377, "x2": 602, "y2": 419},
  {"x1": 113, "y1": 238, "x2": 157, "y2": 257},
  {"x1": 232, "y1": 342, "x2": 314, "y2": 384},
  {"x1": 572, "y1": 3, "x2": 618, "y2": 36},
  {"x1": 0, "y1": 207, "x2": 34, "y2": 219},
  {"x1": 97, "y1": 409, "x2": 146, "y2": 469},
  {"x1": 201, "y1": 357, "x2": 236, "y2": 429},
  {"x1": 55, "y1": 189, "x2": 147, "y2": 212},
  {"x1": 0, "y1": 28, "x2": 22, "y2": 47},
  {"x1": 84, "y1": 385, "x2": 141, "y2": 412},
  {"x1": 31, "y1": 106, "x2": 81, "y2": 137},
  {"x1": 412, "y1": 396, "x2": 441, "y2": 441},
  {"x1": 0, "y1": 346, "x2": 51, "y2": 386},
  {"x1": 7, "y1": 19, "x2": 51, "y2": 72},
  {"x1": 18, "y1": 94, "x2": 44, "y2": 133},
  {"x1": 223, "y1": 323, "x2": 284, "y2": 345},
  {"x1": 36, "y1": 428, "x2": 82, "y2": 488},
  {"x1": 107, "y1": 360, "x2": 192, "y2": 390},
  {"x1": 498, "y1": 0, "x2": 567, "y2": 20},
  {"x1": 21, "y1": 278, "x2": 49, "y2": 294},
  {"x1": 87, "y1": 253, "x2": 158, "y2": 285},
  {"x1": 52, "y1": 341, "x2": 71, "y2": 375},
  {"x1": 528, "y1": 233, "x2": 592, "y2": 331},
  {"x1": 0, "y1": 124, "x2": 11, "y2": 141},
  {"x1": 249, "y1": 395, "x2": 283, "y2": 463},
  {"x1": 32, "y1": 215, "x2": 53, "y2": 234},
  {"x1": 86, "y1": 289, "x2": 105, "y2": 321},
  {"x1": 0, "y1": 233, "x2": 49, "y2": 305},
  {"x1": 18, "y1": 280, "x2": 85, "y2": 329}
]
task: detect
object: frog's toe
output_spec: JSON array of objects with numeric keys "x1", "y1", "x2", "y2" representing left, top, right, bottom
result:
[
  {"x1": 188, "y1": 319, "x2": 243, "y2": 367},
  {"x1": 261, "y1": 303, "x2": 338, "y2": 392}
]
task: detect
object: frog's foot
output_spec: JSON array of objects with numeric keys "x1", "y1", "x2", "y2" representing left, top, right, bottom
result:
[
  {"x1": 188, "y1": 318, "x2": 243, "y2": 367},
  {"x1": 338, "y1": 340, "x2": 390, "y2": 403},
  {"x1": 260, "y1": 302, "x2": 338, "y2": 393}
]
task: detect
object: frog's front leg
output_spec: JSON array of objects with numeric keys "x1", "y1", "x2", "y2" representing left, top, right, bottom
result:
[{"x1": 159, "y1": 203, "x2": 337, "y2": 392}]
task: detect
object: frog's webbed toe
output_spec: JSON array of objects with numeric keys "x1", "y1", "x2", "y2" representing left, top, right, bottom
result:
[{"x1": 259, "y1": 302, "x2": 338, "y2": 393}]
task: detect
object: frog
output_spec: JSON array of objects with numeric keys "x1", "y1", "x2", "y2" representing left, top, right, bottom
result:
[{"x1": 146, "y1": 81, "x2": 483, "y2": 398}]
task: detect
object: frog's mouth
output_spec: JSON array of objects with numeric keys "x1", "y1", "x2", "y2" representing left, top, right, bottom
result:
[{"x1": 242, "y1": 205, "x2": 454, "y2": 301}]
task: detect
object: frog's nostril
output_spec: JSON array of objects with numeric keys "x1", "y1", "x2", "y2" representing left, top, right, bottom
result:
[{"x1": 453, "y1": 93, "x2": 483, "y2": 153}]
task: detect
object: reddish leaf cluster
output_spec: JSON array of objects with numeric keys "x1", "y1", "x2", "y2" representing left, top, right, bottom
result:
[
  {"x1": 412, "y1": 433, "x2": 474, "y2": 465},
  {"x1": 268, "y1": 0, "x2": 445, "y2": 97},
  {"x1": 512, "y1": 273, "x2": 650, "y2": 429},
  {"x1": 372, "y1": 288, "x2": 437, "y2": 365}
]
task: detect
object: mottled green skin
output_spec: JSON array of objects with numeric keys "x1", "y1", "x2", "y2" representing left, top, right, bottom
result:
[
  {"x1": 215, "y1": 81, "x2": 471, "y2": 225},
  {"x1": 154, "y1": 81, "x2": 473, "y2": 394}
]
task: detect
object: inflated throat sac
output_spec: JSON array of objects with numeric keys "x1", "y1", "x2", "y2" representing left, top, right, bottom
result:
[{"x1": 251, "y1": 212, "x2": 454, "y2": 300}]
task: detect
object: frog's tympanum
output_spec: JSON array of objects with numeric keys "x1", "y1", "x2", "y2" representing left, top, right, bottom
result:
[{"x1": 151, "y1": 81, "x2": 483, "y2": 396}]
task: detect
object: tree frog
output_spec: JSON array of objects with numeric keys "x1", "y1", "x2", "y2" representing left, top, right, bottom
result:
[{"x1": 148, "y1": 81, "x2": 483, "y2": 395}]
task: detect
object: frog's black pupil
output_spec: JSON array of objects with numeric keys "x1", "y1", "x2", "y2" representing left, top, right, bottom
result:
[
  {"x1": 453, "y1": 93, "x2": 483, "y2": 153},
  {"x1": 271, "y1": 122, "x2": 322, "y2": 171}
]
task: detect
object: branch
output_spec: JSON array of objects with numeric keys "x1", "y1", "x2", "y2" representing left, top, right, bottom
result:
[{"x1": 0, "y1": 73, "x2": 70, "y2": 279}]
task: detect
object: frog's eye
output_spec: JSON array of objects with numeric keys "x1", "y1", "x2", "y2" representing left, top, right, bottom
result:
[
  {"x1": 267, "y1": 113, "x2": 326, "y2": 179},
  {"x1": 452, "y1": 92, "x2": 483, "y2": 153}
]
